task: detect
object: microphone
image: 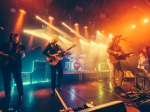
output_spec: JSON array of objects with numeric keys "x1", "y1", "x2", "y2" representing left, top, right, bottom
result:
[{"x1": 0, "y1": 27, "x2": 4, "y2": 30}]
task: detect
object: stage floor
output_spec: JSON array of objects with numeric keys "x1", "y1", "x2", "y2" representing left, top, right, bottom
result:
[{"x1": 0, "y1": 79, "x2": 141, "y2": 112}]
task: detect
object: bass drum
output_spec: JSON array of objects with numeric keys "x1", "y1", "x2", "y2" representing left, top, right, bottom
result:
[{"x1": 73, "y1": 60, "x2": 82, "y2": 71}]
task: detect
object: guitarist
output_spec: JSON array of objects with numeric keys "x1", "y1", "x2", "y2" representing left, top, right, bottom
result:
[
  {"x1": 0, "y1": 33, "x2": 25, "y2": 104},
  {"x1": 137, "y1": 47, "x2": 150, "y2": 74},
  {"x1": 107, "y1": 35, "x2": 126, "y2": 95},
  {"x1": 43, "y1": 34, "x2": 64, "y2": 96}
]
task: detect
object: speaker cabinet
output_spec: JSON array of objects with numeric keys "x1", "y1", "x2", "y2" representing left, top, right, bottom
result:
[
  {"x1": 79, "y1": 101, "x2": 127, "y2": 112},
  {"x1": 22, "y1": 72, "x2": 31, "y2": 84},
  {"x1": 135, "y1": 72, "x2": 150, "y2": 91},
  {"x1": 32, "y1": 61, "x2": 46, "y2": 83}
]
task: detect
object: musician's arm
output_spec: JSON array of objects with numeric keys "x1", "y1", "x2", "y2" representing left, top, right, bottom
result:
[
  {"x1": 58, "y1": 45, "x2": 66, "y2": 55},
  {"x1": 107, "y1": 43, "x2": 118, "y2": 55},
  {"x1": 43, "y1": 43, "x2": 51, "y2": 57},
  {"x1": 20, "y1": 45, "x2": 26, "y2": 58}
]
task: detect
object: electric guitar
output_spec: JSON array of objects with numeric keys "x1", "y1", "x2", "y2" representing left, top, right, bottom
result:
[
  {"x1": 46, "y1": 44, "x2": 77, "y2": 66},
  {"x1": 0, "y1": 46, "x2": 41, "y2": 67},
  {"x1": 108, "y1": 51, "x2": 141, "y2": 63}
]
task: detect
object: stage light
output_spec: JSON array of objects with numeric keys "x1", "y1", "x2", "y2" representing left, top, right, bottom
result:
[
  {"x1": 109, "y1": 34, "x2": 113, "y2": 38},
  {"x1": 132, "y1": 25, "x2": 136, "y2": 28},
  {"x1": 84, "y1": 26, "x2": 88, "y2": 40},
  {"x1": 48, "y1": 16, "x2": 54, "y2": 20},
  {"x1": 143, "y1": 19, "x2": 148, "y2": 23},
  {"x1": 74, "y1": 23, "x2": 79, "y2": 26},
  {"x1": 84, "y1": 26, "x2": 88, "y2": 29},
  {"x1": 19, "y1": 9, "x2": 26, "y2": 14}
]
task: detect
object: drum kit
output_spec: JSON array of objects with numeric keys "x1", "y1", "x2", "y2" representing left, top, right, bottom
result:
[{"x1": 64, "y1": 53, "x2": 86, "y2": 71}]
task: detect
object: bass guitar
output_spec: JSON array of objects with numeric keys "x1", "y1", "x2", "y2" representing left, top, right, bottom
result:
[
  {"x1": 108, "y1": 51, "x2": 141, "y2": 63},
  {"x1": 0, "y1": 46, "x2": 41, "y2": 67},
  {"x1": 46, "y1": 44, "x2": 77, "y2": 66}
]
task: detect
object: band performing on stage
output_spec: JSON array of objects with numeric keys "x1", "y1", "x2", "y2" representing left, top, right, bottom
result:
[{"x1": 1, "y1": 1, "x2": 150, "y2": 111}]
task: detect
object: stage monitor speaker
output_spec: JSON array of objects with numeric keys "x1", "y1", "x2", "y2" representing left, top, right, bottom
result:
[{"x1": 79, "y1": 101, "x2": 127, "y2": 112}]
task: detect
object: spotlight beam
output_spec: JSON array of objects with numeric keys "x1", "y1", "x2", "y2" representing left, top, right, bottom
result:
[
  {"x1": 62, "y1": 22, "x2": 87, "y2": 41},
  {"x1": 36, "y1": 16, "x2": 72, "y2": 40}
]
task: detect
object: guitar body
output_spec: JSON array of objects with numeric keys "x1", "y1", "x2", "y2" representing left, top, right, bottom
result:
[
  {"x1": 108, "y1": 54, "x2": 120, "y2": 64},
  {"x1": 46, "y1": 56, "x2": 63, "y2": 66},
  {"x1": 0, "y1": 55, "x2": 14, "y2": 67},
  {"x1": 0, "y1": 47, "x2": 41, "y2": 67},
  {"x1": 115, "y1": 54, "x2": 127, "y2": 60},
  {"x1": 46, "y1": 44, "x2": 77, "y2": 66}
]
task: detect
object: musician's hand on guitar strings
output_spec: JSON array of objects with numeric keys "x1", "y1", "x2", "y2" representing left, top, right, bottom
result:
[
  {"x1": 64, "y1": 50, "x2": 68, "y2": 55},
  {"x1": 20, "y1": 50, "x2": 26, "y2": 58},
  {"x1": 117, "y1": 52, "x2": 122, "y2": 56},
  {"x1": 57, "y1": 50, "x2": 61, "y2": 54}
]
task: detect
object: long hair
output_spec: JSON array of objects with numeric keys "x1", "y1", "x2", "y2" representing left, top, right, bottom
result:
[
  {"x1": 13, "y1": 33, "x2": 21, "y2": 44},
  {"x1": 8, "y1": 32, "x2": 14, "y2": 42}
]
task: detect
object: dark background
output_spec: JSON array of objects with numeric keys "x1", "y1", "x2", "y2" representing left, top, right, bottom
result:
[{"x1": 0, "y1": 0, "x2": 150, "y2": 74}]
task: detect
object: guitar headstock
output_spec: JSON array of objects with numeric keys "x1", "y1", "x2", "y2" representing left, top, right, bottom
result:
[{"x1": 72, "y1": 44, "x2": 77, "y2": 48}]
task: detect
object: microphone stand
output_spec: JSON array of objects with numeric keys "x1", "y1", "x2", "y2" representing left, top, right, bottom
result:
[{"x1": 123, "y1": 39, "x2": 150, "y2": 71}]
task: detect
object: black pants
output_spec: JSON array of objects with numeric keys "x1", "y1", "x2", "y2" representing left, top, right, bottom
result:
[
  {"x1": 1, "y1": 63, "x2": 23, "y2": 97},
  {"x1": 50, "y1": 61, "x2": 63, "y2": 90}
]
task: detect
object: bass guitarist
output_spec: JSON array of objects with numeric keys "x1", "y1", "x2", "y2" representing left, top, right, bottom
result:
[
  {"x1": 0, "y1": 33, "x2": 25, "y2": 104},
  {"x1": 107, "y1": 34, "x2": 127, "y2": 95},
  {"x1": 43, "y1": 34, "x2": 64, "y2": 96}
]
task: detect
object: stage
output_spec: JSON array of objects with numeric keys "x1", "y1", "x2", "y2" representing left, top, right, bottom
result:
[{"x1": 0, "y1": 76, "x2": 145, "y2": 112}]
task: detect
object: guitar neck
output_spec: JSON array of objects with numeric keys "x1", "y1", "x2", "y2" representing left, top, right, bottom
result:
[{"x1": 59, "y1": 46, "x2": 74, "y2": 57}]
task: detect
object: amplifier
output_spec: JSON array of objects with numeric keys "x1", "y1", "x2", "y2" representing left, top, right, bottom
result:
[
  {"x1": 32, "y1": 67, "x2": 46, "y2": 83},
  {"x1": 135, "y1": 72, "x2": 150, "y2": 91},
  {"x1": 21, "y1": 72, "x2": 31, "y2": 84},
  {"x1": 13, "y1": 72, "x2": 31, "y2": 85}
]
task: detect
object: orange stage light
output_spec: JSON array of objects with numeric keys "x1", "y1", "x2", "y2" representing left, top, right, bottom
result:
[
  {"x1": 143, "y1": 19, "x2": 148, "y2": 23},
  {"x1": 14, "y1": 9, "x2": 26, "y2": 32},
  {"x1": 132, "y1": 25, "x2": 136, "y2": 28},
  {"x1": 19, "y1": 9, "x2": 26, "y2": 14}
]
